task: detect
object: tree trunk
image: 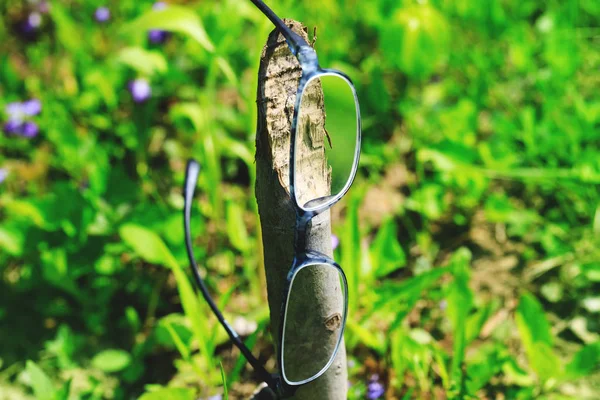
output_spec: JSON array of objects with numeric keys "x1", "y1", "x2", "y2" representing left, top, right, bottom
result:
[{"x1": 254, "y1": 20, "x2": 348, "y2": 400}]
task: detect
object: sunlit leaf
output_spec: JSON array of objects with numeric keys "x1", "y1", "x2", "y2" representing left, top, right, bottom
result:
[
  {"x1": 116, "y1": 47, "x2": 168, "y2": 77},
  {"x1": 0, "y1": 226, "x2": 23, "y2": 256},
  {"x1": 566, "y1": 342, "x2": 600, "y2": 379},
  {"x1": 515, "y1": 293, "x2": 561, "y2": 381},
  {"x1": 139, "y1": 388, "x2": 195, "y2": 400},
  {"x1": 370, "y1": 217, "x2": 406, "y2": 278},
  {"x1": 380, "y1": 4, "x2": 450, "y2": 78},
  {"x1": 225, "y1": 200, "x2": 251, "y2": 253},
  {"x1": 582, "y1": 297, "x2": 600, "y2": 313},
  {"x1": 119, "y1": 223, "x2": 173, "y2": 267},
  {"x1": 446, "y1": 248, "x2": 473, "y2": 389},
  {"x1": 122, "y1": 6, "x2": 214, "y2": 52},
  {"x1": 25, "y1": 361, "x2": 55, "y2": 400},
  {"x1": 220, "y1": 361, "x2": 229, "y2": 400},
  {"x1": 91, "y1": 349, "x2": 131, "y2": 373}
]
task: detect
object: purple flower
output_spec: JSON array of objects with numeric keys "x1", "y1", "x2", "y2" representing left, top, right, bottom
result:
[
  {"x1": 4, "y1": 120, "x2": 22, "y2": 134},
  {"x1": 39, "y1": 1, "x2": 50, "y2": 14},
  {"x1": 152, "y1": 2, "x2": 168, "y2": 11},
  {"x1": 128, "y1": 78, "x2": 152, "y2": 103},
  {"x1": 4, "y1": 121, "x2": 39, "y2": 138},
  {"x1": 21, "y1": 12, "x2": 42, "y2": 33},
  {"x1": 21, "y1": 99, "x2": 42, "y2": 116},
  {"x1": 21, "y1": 122, "x2": 39, "y2": 138},
  {"x1": 439, "y1": 299, "x2": 448, "y2": 311},
  {"x1": 6, "y1": 99, "x2": 41, "y2": 120},
  {"x1": 3, "y1": 99, "x2": 41, "y2": 138},
  {"x1": 6, "y1": 102, "x2": 24, "y2": 121},
  {"x1": 29, "y1": 12, "x2": 42, "y2": 28},
  {"x1": 148, "y1": 2, "x2": 169, "y2": 44},
  {"x1": 331, "y1": 234, "x2": 339, "y2": 251},
  {"x1": 148, "y1": 29, "x2": 169, "y2": 44},
  {"x1": 94, "y1": 7, "x2": 110, "y2": 23},
  {"x1": 0, "y1": 168, "x2": 8, "y2": 184},
  {"x1": 367, "y1": 374, "x2": 385, "y2": 399}
]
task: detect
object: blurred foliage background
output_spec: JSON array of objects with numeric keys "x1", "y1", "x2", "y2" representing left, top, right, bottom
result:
[{"x1": 1, "y1": 0, "x2": 599, "y2": 399}]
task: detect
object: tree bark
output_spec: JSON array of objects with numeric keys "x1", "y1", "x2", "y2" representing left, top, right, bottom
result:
[{"x1": 254, "y1": 20, "x2": 348, "y2": 400}]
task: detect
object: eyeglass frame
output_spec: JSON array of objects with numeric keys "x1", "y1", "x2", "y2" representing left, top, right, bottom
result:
[{"x1": 182, "y1": 0, "x2": 362, "y2": 397}]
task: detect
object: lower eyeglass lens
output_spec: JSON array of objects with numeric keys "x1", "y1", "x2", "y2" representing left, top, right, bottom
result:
[
  {"x1": 281, "y1": 263, "x2": 346, "y2": 384},
  {"x1": 294, "y1": 75, "x2": 359, "y2": 209}
]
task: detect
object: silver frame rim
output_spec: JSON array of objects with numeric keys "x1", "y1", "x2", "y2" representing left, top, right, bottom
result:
[
  {"x1": 291, "y1": 70, "x2": 362, "y2": 213},
  {"x1": 279, "y1": 261, "x2": 349, "y2": 386}
]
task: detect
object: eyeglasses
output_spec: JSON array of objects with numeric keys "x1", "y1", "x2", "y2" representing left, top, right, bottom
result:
[{"x1": 183, "y1": 0, "x2": 361, "y2": 397}]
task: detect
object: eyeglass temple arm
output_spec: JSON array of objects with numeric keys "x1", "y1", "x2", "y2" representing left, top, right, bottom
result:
[
  {"x1": 183, "y1": 159, "x2": 277, "y2": 390},
  {"x1": 249, "y1": 0, "x2": 310, "y2": 55}
]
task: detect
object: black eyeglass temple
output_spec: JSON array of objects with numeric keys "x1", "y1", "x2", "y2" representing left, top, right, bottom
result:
[
  {"x1": 183, "y1": 159, "x2": 277, "y2": 389},
  {"x1": 248, "y1": 0, "x2": 309, "y2": 55}
]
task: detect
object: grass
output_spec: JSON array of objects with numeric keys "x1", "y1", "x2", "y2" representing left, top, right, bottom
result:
[{"x1": 0, "y1": 0, "x2": 599, "y2": 399}]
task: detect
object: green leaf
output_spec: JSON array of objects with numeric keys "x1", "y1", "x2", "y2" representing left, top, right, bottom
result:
[
  {"x1": 0, "y1": 226, "x2": 23, "y2": 256},
  {"x1": 466, "y1": 344, "x2": 507, "y2": 393},
  {"x1": 48, "y1": 3, "x2": 82, "y2": 53},
  {"x1": 91, "y1": 349, "x2": 131, "y2": 373},
  {"x1": 164, "y1": 321, "x2": 191, "y2": 361},
  {"x1": 116, "y1": 47, "x2": 168, "y2": 77},
  {"x1": 566, "y1": 342, "x2": 600, "y2": 379},
  {"x1": 369, "y1": 217, "x2": 406, "y2": 278},
  {"x1": 582, "y1": 297, "x2": 600, "y2": 313},
  {"x1": 119, "y1": 223, "x2": 174, "y2": 267},
  {"x1": 380, "y1": 4, "x2": 450, "y2": 78},
  {"x1": 465, "y1": 302, "x2": 493, "y2": 344},
  {"x1": 341, "y1": 192, "x2": 363, "y2": 313},
  {"x1": 139, "y1": 388, "x2": 195, "y2": 400},
  {"x1": 225, "y1": 201, "x2": 251, "y2": 253},
  {"x1": 446, "y1": 248, "x2": 473, "y2": 388},
  {"x1": 119, "y1": 224, "x2": 214, "y2": 377},
  {"x1": 346, "y1": 319, "x2": 386, "y2": 354},
  {"x1": 55, "y1": 379, "x2": 72, "y2": 400},
  {"x1": 220, "y1": 362, "x2": 229, "y2": 400},
  {"x1": 41, "y1": 248, "x2": 79, "y2": 296},
  {"x1": 122, "y1": 6, "x2": 214, "y2": 52},
  {"x1": 155, "y1": 314, "x2": 193, "y2": 349},
  {"x1": 376, "y1": 266, "x2": 448, "y2": 311},
  {"x1": 25, "y1": 361, "x2": 55, "y2": 400},
  {"x1": 5, "y1": 199, "x2": 47, "y2": 228},
  {"x1": 540, "y1": 281, "x2": 564, "y2": 303},
  {"x1": 515, "y1": 293, "x2": 561, "y2": 381}
]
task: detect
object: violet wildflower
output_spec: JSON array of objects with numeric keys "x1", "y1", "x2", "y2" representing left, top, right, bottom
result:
[
  {"x1": 439, "y1": 299, "x2": 448, "y2": 311},
  {"x1": 38, "y1": 1, "x2": 50, "y2": 14},
  {"x1": 3, "y1": 121, "x2": 39, "y2": 138},
  {"x1": 24, "y1": 12, "x2": 42, "y2": 32},
  {"x1": 3, "y1": 99, "x2": 42, "y2": 138},
  {"x1": 21, "y1": 122, "x2": 40, "y2": 138},
  {"x1": 0, "y1": 168, "x2": 8, "y2": 184},
  {"x1": 148, "y1": 2, "x2": 169, "y2": 44},
  {"x1": 94, "y1": 7, "x2": 110, "y2": 23},
  {"x1": 128, "y1": 78, "x2": 152, "y2": 103},
  {"x1": 21, "y1": 99, "x2": 42, "y2": 116},
  {"x1": 5, "y1": 102, "x2": 23, "y2": 120},
  {"x1": 367, "y1": 374, "x2": 385, "y2": 399},
  {"x1": 4, "y1": 120, "x2": 22, "y2": 135},
  {"x1": 148, "y1": 29, "x2": 169, "y2": 44},
  {"x1": 331, "y1": 234, "x2": 340, "y2": 251}
]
